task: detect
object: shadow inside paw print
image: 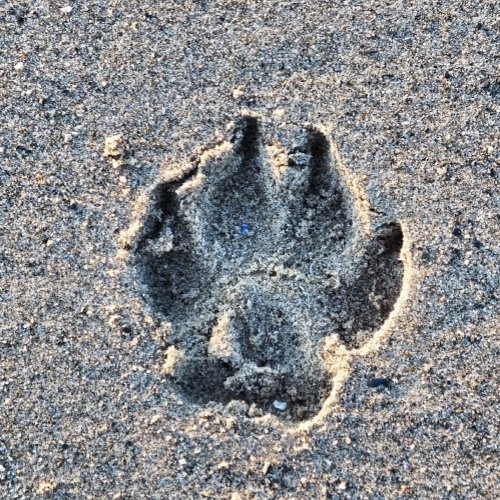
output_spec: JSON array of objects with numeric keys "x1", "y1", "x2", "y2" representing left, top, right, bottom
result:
[{"x1": 132, "y1": 116, "x2": 404, "y2": 421}]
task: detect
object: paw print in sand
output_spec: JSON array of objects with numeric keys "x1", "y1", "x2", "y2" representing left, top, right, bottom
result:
[{"x1": 130, "y1": 116, "x2": 404, "y2": 421}]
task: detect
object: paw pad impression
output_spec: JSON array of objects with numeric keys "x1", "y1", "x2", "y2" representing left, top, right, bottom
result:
[{"x1": 130, "y1": 116, "x2": 404, "y2": 421}]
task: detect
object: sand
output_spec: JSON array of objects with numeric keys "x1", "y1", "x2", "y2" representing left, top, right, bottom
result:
[{"x1": 0, "y1": 1, "x2": 498, "y2": 498}]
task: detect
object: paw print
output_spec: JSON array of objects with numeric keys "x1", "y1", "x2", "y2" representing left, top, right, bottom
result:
[{"x1": 131, "y1": 116, "x2": 404, "y2": 421}]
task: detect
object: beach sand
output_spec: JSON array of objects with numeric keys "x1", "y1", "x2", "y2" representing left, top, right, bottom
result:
[{"x1": 0, "y1": 1, "x2": 498, "y2": 497}]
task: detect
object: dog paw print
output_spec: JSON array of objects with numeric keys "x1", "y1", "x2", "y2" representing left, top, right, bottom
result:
[{"x1": 130, "y1": 116, "x2": 404, "y2": 421}]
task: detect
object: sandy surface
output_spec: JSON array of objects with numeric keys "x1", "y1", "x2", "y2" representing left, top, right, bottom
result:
[{"x1": 0, "y1": 1, "x2": 498, "y2": 498}]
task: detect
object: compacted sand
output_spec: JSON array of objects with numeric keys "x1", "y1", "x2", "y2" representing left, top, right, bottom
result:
[{"x1": 0, "y1": 1, "x2": 498, "y2": 498}]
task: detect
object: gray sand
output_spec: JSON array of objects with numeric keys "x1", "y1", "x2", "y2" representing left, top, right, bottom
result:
[{"x1": 0, "y1": 1, "x2": 498, "y2": 498}]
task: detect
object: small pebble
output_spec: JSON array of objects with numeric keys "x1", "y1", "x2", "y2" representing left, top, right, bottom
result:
[
  {"x1": 104, "y1": 134, "x2": 123, "y2": 158},
  {"x1": 238, "y1": 224, "x2": 251, "y2": 235},
  {"x1": 368, "y1": 377, "x2": 391, "y2": 388},
  {"x1": 272, "y1": 400, "x2": 287, "y2": 411}
]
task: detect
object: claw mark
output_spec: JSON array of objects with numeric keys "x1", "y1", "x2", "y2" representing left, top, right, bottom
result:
[
  {"x1": 127, "y1": 116, "x2": 408, "y2": 423},
  {"x1": 305, "y1": 128, "x2": 333, "y2": 197},
  {"x1": 237, "y1": 116, "x2": 260, "y2": 169},
  {"x1": 136, "y1": 168, "x2": 198, "y2": 248}
]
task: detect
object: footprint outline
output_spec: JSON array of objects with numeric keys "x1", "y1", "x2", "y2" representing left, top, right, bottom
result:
[{"x1": 127, "y1": 114, "x2": 406, "y2": 422}]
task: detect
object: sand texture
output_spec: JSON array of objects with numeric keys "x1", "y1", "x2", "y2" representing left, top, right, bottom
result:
[{"x1": 0, "y1": 1, "x2": 498, "y2": 498}]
